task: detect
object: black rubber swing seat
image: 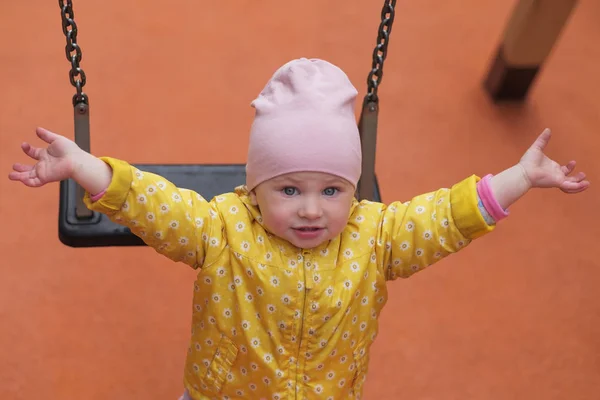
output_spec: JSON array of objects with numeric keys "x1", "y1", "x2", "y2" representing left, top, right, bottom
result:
[{"x1": 58, "y1": 164, "x2": 383, "y2": 247}]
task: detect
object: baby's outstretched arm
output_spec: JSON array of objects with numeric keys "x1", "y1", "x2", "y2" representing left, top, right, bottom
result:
[
  {"x1": 9, "y1": 127, "x2": 226, "y2": 269},
  {"x1": 8, "y1": 127, "x2": 112, "y2": 195},
  {"x1": 377, "y1": 128, "x2": 589, "y2": 280}
]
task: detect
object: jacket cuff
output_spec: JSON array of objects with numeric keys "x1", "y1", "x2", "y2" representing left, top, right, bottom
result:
[
  {"x1": 82, "y1": 157, "x2": 134, "y2": 214},
  {"x1": 450, "y1": 175, "x2": 495, "y2": 240}
]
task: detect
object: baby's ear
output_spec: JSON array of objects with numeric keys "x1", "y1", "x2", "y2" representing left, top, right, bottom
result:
[{"x1": 248, "y1": 188, "x2": 258, "y2": 206}]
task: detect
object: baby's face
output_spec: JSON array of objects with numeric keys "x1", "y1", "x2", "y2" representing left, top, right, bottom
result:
[{"x1": 250, "y1": 172, "x2": 355, "y2": 249}]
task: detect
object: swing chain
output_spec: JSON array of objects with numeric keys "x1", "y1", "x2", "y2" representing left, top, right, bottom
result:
[
  {"x1": 366, "y1": 0, "x2": 397, "y2": 103},
  {"x1": 58, "y1": 0, "x2": 88, "y2": 106}
]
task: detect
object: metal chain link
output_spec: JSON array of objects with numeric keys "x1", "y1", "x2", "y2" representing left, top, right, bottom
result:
[
  {"x1": 365, "y1": 0, "x2": 397, "y2": 103},
  {"x1": 58, "y1": 0, "x2": 88, "y2": 106}
]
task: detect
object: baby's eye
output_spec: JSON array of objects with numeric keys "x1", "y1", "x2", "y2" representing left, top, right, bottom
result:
[
  {"x1": 283, "y1": 187, "x2": 298, "y2": 196},
  {"x1": 323, "y1": 187, "x2": 338, "y2": 196}
]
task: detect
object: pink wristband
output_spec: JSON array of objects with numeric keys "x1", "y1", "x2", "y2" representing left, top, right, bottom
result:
[
  {"x1": 477, "y1": 174, "x2": 509, "y2": 222},
  {"x1": 90, "y1": 189, "x2": 107, "y2": 202}
]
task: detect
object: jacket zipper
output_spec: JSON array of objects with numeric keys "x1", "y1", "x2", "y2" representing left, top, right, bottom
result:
[{"x1": 295, "y1": 251, "x2": 312, "y2": 399}]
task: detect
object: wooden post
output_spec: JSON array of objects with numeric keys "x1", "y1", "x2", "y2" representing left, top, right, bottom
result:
[{"x1": 483, "y1": 0, "x2": 578, "y2": 102}]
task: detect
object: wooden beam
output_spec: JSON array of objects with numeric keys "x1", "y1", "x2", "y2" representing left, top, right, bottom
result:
[{"x1": 483, "y1": 0, "x2": 578, "y2": 102}]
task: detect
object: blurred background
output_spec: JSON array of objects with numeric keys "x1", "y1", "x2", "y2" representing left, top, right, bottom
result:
[{"x1": 1, "y1": 0, "x2": 598, "y2": 399}]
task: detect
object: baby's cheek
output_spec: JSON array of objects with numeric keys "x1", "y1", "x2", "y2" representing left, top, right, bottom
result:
[
  {"x1": 328, "y1": 212, "x2": 350, "y2": 236},
  {"x1": 262, "y1": 209, "x2": 290, "y2": 234}
]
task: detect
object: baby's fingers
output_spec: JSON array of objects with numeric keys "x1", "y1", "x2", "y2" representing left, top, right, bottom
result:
[
  {"x1": 565, "y1": 171, "x2": 586, "y2": 183},
  {"x1": 8, "y1": 170, "x2": 42, "y2": 187},
  {"x1": 8, "y1": 170, "x2": 26, "y2": 181},
  {"x1": 559, "y1": 179, "x2": 590, "y2": 194},
  {"x1": 12, "y1": 163, "x2": 33, "y2": 173},
  {"x1": 36, "y1": 127, "x2": 61, "y2": 144},
  {"x1": 561, "y1": 161, "x2": 576, "y2": 175},
  {"x1": 21, "y1": 142, "x2": 42, "y2": 161}
]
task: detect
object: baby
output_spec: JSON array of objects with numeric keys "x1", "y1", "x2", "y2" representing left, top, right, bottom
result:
[{"x1": 8, "y1": 58, "x2": 589, "y2": 400}]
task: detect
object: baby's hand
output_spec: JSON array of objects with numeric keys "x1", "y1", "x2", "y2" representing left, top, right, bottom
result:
[
  {"x1": 519, "y1": 128, "x2": 589, "y2": 193},
  {"x1": 8, "y1": 127, "x2": 83, "y2": 187}
]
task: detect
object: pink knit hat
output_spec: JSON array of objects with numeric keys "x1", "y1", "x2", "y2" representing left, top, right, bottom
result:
[{"x1": 245, "y1": 58, "x2": 362, "y2": 191}]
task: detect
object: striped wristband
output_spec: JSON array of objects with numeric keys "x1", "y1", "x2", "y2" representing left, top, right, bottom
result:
[
  {"x1": 476, "y1": 174, "x2": 509, "y2": 222},
  {"x1": 90, "y1": 189, "x2": 107, "y2": 202}
]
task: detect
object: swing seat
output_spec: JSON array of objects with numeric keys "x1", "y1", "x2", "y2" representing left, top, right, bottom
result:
[{"x1": 58, "y1": 163, "x2": 382, "y2": 247}]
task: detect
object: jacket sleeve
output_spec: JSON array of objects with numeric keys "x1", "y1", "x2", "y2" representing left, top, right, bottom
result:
[
  {"x1": 376, "y1": 175, "x2": 494, "y2": 280},
  {"x1": 82, "y1": 157, "x2": 227, "y2": 269}
]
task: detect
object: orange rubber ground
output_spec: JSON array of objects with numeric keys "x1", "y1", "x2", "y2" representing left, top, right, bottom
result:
[{"x1": 1, "y1": 1, "x2": 599, "y2": 399}]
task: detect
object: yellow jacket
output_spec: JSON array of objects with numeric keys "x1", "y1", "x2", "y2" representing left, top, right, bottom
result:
[{"x1": 84, "y1": 157, "x2": 494, "y2": 400}]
